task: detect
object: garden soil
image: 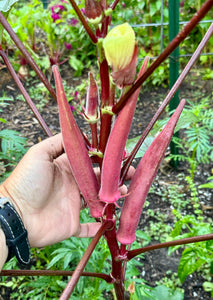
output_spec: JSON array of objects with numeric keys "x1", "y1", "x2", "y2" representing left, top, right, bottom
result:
[{"x1": 0, "y1": 66, "x2": 212, "y2": 300}]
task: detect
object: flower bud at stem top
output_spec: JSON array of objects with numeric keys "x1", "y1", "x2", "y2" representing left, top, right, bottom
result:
[
  {"x1": 103, "y1": 23, "x2": 138, "y2": 88},
  {"x1": 103, "y1": 23, "x2": 135, "y2": 72}
]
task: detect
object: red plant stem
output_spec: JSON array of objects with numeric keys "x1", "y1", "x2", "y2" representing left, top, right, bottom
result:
[
  {"x1": 103, "y1": 204, "x2": 125, "y2": 300},
  {"x1": 127, "y1": 233, "x2": 213, "y2": 261},
  {"x1": 105, "y1": 227, "x2": 125, "y2": 300},
  {"x1": 111, "y1": 0, "x2": 121, "y2": 10},
  {"x1": 0, "y1": 50, "x2": 52, "y2": 137},
  {"x1": 90, "y1": 123, "x2": 98, "y2": 148},
  {"x1": 99, "y1": 58, "x2": 111, "y2": 154},
  {"x1": 113, "y1": 0, "x2": 213, "y2": 114},
  {"x1": 68, "y1": 0, "x2": 97, "y2": 44},
  {"x1": 120, "y1": 21, "x2": 213, "y2": 183},
  {"x1": 99, "y1": 113, "x2": 112, "y2": 155},
  {"x1": 0, "y1": 13, "x2": 57, "y2": 102},
  {"x1": 0, "y1": 270, "x2": 112, "y2": 282},
  {"x1": 60, "y1": 221, "x2": 112, "y2": 299}
]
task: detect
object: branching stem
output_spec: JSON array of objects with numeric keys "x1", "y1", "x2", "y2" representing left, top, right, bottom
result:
[
  {"x1": 127, "y1": 233, "x2": 213, "y2": 260},
  {"x1": 0, "y1": 270, "x2": 112, "y2": 282}
]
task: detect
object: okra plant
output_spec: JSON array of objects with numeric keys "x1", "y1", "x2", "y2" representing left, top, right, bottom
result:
[{"x1": 0, "y1": 0, "x2": 213, "y2": 299}]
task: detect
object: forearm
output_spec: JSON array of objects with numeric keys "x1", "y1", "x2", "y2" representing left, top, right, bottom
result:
[{"x1": 0, "y1": 228, "x2": 8, "y2": 271}]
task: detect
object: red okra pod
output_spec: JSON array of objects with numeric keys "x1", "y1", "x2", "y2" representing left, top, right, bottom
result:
[
  {"x1": 116, "y1": 99, "x2": 186, "y2": 244},
  {"x1": 53, "y1": 66, "x2": 104, "y2": 218}
]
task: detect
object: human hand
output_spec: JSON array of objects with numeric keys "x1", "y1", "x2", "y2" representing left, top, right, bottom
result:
[
  {"x1": 0, "y1": 134, "x2": 135, "y2": 248},
  {"x1": 0, "y1": 134, "x2": 102, "y2": 248}
]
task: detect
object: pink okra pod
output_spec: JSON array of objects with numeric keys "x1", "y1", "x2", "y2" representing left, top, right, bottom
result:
[
  {"x1": 117, "y1": 99, "x2": 186, "y2": 244},
  {"x1": 99, "y1": 57, "x2": 149, "y2": 203},
  {"x1": 53, "y1": 65, "x2": 104, "y2": 218}
]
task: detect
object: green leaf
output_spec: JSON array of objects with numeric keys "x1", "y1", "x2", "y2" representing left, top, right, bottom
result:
[
  {"x1": 0, "y1": 0, "x2": 18, "y2": 12},
  {"x1": 175, "y1": 110, "x2": 198, "y2": 132},
  {"x1": 126, "y1": 135, "x2": 155, "y2": 158},
  {"x1": 178, "y1": 248, "x2": 205, "y2": 283},
  {"x1": 136, "y1": 230, "x2": 151, "y2": 244},
  {"x1": 153, "y1": 285, "x2": 184, "y2": 300},
  {"x1": 206, "y1": 239, "x2": 213, "y2": 252},
  {"x1": 203, "y1": 281, "x2": 213, "y2": 293},
  {"x1": 199, "y1": 182, "x2": 213, "y2": 189}
]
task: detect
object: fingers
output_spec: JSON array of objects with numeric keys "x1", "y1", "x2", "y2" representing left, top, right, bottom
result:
[
  {"x1": 32, "y1": 133, "x2": 64, "y2": 161},
  {"x1": 124, "y1": 165, "x2": 135, "y2": 180},
  {"x1": 119, "y1": 184, "x2": 128, "y2": 196},
  {"x1": 75, "y1": 222, "x2": 102, "y2": 238}
]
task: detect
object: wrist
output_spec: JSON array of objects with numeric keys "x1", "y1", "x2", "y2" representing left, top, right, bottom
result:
[
  {"x1": 0, "y1": 227, "x2": 8, "y2": 270},
  {"x1": 0, "y1": 196, "x2": 31, "y2": 265},
  {"x1": 0, "y1": 184, "x2": 25, "y2": 227}
]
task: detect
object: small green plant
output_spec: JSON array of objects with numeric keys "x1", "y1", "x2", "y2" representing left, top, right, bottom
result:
[
  {"x1": 169, "y1": 211, "x2": 213, "y2": 283},
  {"x1": 0, "y1": 129, "x2": 27, "y2": 182},
  {"x1": 169, "y1": 96, "x2": 213, "y2": 179}
]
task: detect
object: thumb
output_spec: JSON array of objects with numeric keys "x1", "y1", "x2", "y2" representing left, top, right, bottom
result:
[{"x1": 75, "y1": 222, "x2": 102, "y2": 238}]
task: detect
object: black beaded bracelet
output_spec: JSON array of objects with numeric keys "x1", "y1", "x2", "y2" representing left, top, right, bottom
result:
[{"x1": 0, "y1": 197, "x2": 31, "y2": 265}]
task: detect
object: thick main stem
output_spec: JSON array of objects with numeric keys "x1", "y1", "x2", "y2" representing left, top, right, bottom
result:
[
  {"x1": 105, "y1": 227, "x2": 125, "y2": 300},
  {"x1": 99, "y1": 58, "x2": 111, "y2": 154},
  {"x1": 104, "y1": 204, "x2": 125, "y2": 300}
]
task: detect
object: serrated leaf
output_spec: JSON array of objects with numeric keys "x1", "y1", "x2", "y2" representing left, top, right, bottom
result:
[{"x1": 178, "y1": 248, "x2": 205, "y2": 283}]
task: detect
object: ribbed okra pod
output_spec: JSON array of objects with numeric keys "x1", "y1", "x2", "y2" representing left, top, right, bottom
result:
[
  {"x1": 117, "y1": 99, "x2": 186, "y2": 244},
  {"x1": 53, "y1": 66, "x2": 104, "y2": 218}
]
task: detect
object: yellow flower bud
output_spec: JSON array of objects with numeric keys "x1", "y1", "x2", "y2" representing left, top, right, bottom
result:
[{"x1": 103, "y1": 23, "x2": 135, "y2": 72}]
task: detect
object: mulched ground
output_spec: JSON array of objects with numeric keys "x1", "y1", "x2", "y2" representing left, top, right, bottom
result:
[{"x1": 0, "y1": 65, "x2": 213, "y2": 299}]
